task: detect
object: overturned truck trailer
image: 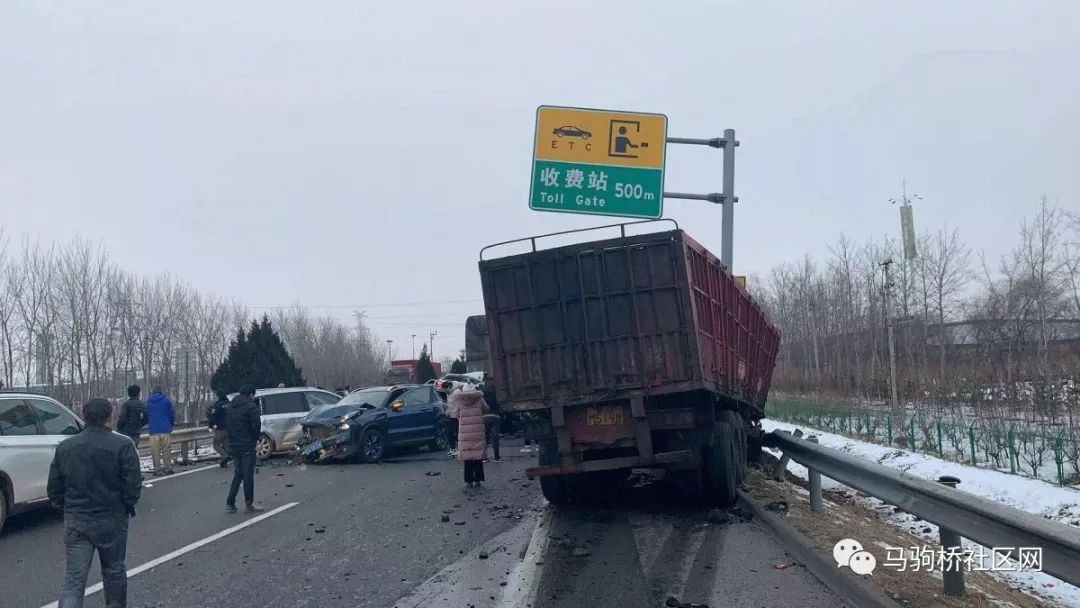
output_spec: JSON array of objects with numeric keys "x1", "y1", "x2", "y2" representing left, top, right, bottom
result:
[{"x1": 478, "y1": 221, "x2": 780, "y2": 507}]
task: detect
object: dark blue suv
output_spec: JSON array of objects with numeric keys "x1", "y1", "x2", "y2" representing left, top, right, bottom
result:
[{"x1": 296, "y1": 385, "x2": 449, "y2": 463}]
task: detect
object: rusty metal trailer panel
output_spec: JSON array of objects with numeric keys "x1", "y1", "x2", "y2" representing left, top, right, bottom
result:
[{"x1": 478, "y1": 222, "x2": 780, "y2": 417}]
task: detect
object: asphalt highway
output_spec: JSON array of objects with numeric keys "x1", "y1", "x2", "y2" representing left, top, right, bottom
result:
[{"x1": 1, "y1": 440, "x2": 847, "y2": 608}]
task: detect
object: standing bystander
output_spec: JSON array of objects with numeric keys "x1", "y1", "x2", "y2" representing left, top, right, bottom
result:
[
  {"x1": 115, "y1": 384, "x2": 147, "y2": 448},
  {"x1": 48, "y1": 398, "x2": 142, "y2": 608},
  {"x1": 207, "y1": 389, "x2": 231, "y2": 467},
  {"x1": 225, "y1": 385, "x2": 265, "y2": 513},
  {"x1": 146, "y1": 386, "x2": 176, "y2": 476}
]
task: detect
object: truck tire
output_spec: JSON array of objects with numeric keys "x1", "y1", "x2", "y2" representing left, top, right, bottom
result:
[
  {"x1": 746, "y1": 426, "x2": 763, "y2": 464},
  {"x1": 703, "y1": 422, "x2": 738, "y2": 508},
  {"x1": 538, "y1": 439, "x2": 572, "y2": 506},
  {"x1": 721, "y1": 411, "x2": 747, "y2": 484}
]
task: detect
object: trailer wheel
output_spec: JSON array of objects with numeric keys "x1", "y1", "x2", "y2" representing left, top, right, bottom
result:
[
  {"x1": 721, "y1": 411, "x2": 747, "y2": 484},
  {"x1": 540, "y1": 476, "x2": 572, "y2": 505},
  {"x1": 746, "y1": 426, "x2": 763, "y2": 464},
  {"x1": 703, "y1": 422, "x2": 738, "y2": 507},
  {"x1": 538, "y1": 439, "x2": 572, "y2": 506}
]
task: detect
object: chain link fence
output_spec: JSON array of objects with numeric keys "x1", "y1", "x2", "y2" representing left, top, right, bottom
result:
[{"x1": 767, "y1": 397, "x2": 1080, "y2": 486}]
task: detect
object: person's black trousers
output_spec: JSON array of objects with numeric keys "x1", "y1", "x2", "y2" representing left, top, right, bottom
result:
[
  {"x1": 448, "y1": 418, "x2": 459, "y2": 450},
  {"x1": 227, "y1": 450, "x2": 256, "y2": 506},
  {"x1": 59, "y1": 513, "x2": 128, "y2": 608},
  {"x1": 464, "y1": 460, "x2": 485, "y2": 483}
]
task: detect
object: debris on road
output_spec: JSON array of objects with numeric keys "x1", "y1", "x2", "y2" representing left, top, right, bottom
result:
[
  {"x1": 706, "y1": 509, "x2": 730, "y2": 524},
  {"x1": 665, "y1": 595, "x2": 710, "y2": 608},
  {"x1": 479, "y1": 551, "x2": 489, "y2": 559},
  {"x1": 441, "y1": 514, "x2": 451, "y2": 522},
  {"x1": 765, "y1": 500, "x2": 789, "y2": 515},
  {"x1": 425, "y1": 471, "x2": 441, "y2": 476},
  {"x1": 571, "y1": 547, "x2": 591, "y2": 557}
]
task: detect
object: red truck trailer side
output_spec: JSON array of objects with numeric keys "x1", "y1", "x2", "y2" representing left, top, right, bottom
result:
[{"x1": 478, "y1": 222, "x2": 780, "y2": 506}]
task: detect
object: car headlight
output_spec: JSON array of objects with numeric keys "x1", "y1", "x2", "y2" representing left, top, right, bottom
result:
[{"x1": 338, "y1": 422, "x2": 350, "y2": 431}]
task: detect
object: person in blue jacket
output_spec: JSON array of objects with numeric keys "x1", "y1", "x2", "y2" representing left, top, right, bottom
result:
[{"x1": 146, "y1": 386, "x2": 176, "y2": 476}]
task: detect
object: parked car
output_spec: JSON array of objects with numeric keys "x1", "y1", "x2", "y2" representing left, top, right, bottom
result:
[
  {"x1": 0, "y1": 393, "x2": 84, "y2": 533},
  {"x1": 240, "y1": 387, "x2": 342, "y2": 460},
  {"x1": 296, "y1": 384, "x2": 450, "y2": 463}
]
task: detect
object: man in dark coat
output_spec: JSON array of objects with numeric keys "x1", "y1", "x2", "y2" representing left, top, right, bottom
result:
[
  {"x1": 225, "y1": 385, "x2": 264, "y2": 513},
  {"x1": 115, "y1": 384, "x2": 148, "y2": 447},
  {"x1": 207, "y1": 389, "x2": 231, "y2": 467},
  {"x1": 48, "y1": 398, "x2": 142, "y2": 608}
]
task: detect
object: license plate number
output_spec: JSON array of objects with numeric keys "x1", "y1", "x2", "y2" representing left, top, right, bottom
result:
[
  {"x1": 303, "y1": 440, "x2": 323, "y2": 455},
  {"x1": 586, "y1": 406, "x2": 625, "y2": 426}
]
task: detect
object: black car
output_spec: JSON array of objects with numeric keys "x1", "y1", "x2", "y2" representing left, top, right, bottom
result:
[{"x1": 296, "y1": 385, "x2": 450, "y2": 463}]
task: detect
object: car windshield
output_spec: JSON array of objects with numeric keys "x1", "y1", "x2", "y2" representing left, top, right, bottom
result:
[
  {"x1": 339, "y1": 389, "x2": 392, "y2": 408},
  {"x1": 306, "y1": 404, "x2": 362, "y2": 419}
]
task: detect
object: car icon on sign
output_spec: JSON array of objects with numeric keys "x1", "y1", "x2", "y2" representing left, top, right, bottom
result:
[{"x1": 553, "y1": 126, "x2": 592, "y2": 139}]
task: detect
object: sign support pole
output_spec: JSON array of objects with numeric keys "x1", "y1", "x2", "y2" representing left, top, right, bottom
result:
[
  {"x1": 721, "y1": 128, "x2": 736, "y2": 270},
  {"x1": 663, "y1": 129, "x2": 738, "y2": 270}
]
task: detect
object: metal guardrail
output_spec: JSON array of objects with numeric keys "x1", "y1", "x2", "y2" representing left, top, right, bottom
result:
[
  {"x1": 766, "y1": 429, "x2": 1080, "y2": 595},
  {"x1": 137, "y1": 427, "x2": 216, "y2": 465}
]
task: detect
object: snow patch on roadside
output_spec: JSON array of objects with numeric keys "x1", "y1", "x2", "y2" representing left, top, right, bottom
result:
[{"x1": 763, "y1": 418, "x2": 1080, "y2": 608}]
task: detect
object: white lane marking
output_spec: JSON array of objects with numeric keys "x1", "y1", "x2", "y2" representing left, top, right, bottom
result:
[
  {"x1": 627, "y1": 512, "x2": 674, "y2": 575},
  {"x1": 141, "y1": 464, "x2": 218, "y2": 486},
  {"x1": 498, "y1": 504, "x2": 554, "y2": 608},
  {"x1": 39, "y1": 502, "x2": 299, "y2": 608}
]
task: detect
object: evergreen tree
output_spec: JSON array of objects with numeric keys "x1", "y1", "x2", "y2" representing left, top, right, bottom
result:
[
  {"x1": 450, "y1": 350, "x2": 467, "y2": 374},
  {"x1": 211, "y1": 315, "x2": 305, "y2": 394},
  {"x1": 416, "y1": 345, "x2": 437, "y2": 383}
]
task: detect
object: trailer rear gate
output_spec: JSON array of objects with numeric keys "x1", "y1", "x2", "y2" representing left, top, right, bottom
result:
[{"x1": 479, "y1": 228, "x2": 779, "y2": 415}]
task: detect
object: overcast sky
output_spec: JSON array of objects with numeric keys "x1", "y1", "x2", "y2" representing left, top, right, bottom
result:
[{"x1": 2, "y1": 1, "x2": 1078, "y2": 358}]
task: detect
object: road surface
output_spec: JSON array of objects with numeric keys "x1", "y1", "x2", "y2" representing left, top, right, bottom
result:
[{"x1": 1, "y1": 439, "x2": 846, "y2": 608}]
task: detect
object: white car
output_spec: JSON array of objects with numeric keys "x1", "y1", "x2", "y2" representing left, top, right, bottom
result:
[
  {"x1": 237, "y1": 387, "x2": 342, "y2": 460},
  {"x1": 0, "y1": 393, "x2": 85, "y2": 533}
]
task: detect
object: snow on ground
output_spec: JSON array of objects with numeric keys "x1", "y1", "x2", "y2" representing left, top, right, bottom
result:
[
  {"x1": 763, "y1": 418, "x2": 1080, "y2": 608},
  {"x1": 138, "y1": 445, "x2": 219, "y2": 473}
]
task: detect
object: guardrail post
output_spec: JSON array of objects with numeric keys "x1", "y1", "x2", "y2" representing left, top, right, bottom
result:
[
  {"x1": 937, "y1": 475, "x2": 966, "y2": 597},
  {"x1": 180, "y1": 440, "x2": 192, "y2": 466},
  {"x1": 807, "y1": 436, "x2": 823, "y2": 513},
  {"x1": 772, "y1": 429, "x2": 803, "y2": 480}
]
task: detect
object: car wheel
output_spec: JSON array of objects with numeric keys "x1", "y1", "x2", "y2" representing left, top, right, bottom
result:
[
  {"x1": 359, "y1": 428, "x2": 387, "y2": 463},
  {"x1": 428, "y1": 421, "x2": 450, "y2": 452},
  {"x1": 255, "y1": 435, "x2": 275, "y2": 461}
]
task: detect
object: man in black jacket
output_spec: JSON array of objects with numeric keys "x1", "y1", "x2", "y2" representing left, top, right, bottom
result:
[
  {"x1": 207, "y1": 389, "x2": 231, "y2": 467},
  {"x1": 225, "y1": 385, "x2": 264, "y2": 513},
  {"x1": 48, "y1": 398, "x2": 142, "y2": 608},
  {"x1": 115, "y1": 384, "x2": 148, "y2": 447}
]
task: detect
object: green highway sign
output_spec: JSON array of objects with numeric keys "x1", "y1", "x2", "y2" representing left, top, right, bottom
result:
[{"x1": 530, "y1": 105, "x2": 668, "y2": 219}]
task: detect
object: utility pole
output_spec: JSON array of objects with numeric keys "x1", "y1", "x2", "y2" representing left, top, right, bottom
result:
[
  {"x1": 411, "y1": 334, "x2": 416, "y2": 359},
  {"x1": 428, "y1": 330, "x2": 438, "y2": 361},
  {"x1": 386, "y1": 339, "x2": 394, "y2": 362},
  {"x1": 880, "y1": 259, "x2": 900, "y2": 411}
]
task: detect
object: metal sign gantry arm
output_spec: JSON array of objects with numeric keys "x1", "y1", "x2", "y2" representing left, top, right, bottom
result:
[{"x1": 663, "y1": 129, "x2": 738, "y2": 270}]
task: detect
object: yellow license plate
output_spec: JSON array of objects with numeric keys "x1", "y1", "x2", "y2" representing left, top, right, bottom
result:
[{"x1": 586, "y1": 406, "x2": 626, "y2": 426}]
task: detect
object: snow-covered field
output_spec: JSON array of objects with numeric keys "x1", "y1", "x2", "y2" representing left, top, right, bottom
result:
[{"x1": 764, "y1": 418, "x2": 1080, "y2": 608}]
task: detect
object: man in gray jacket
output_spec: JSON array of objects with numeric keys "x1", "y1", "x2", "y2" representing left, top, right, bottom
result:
[{"x1": 48, "y1": 398, "x2": 142, "y2": 608}]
